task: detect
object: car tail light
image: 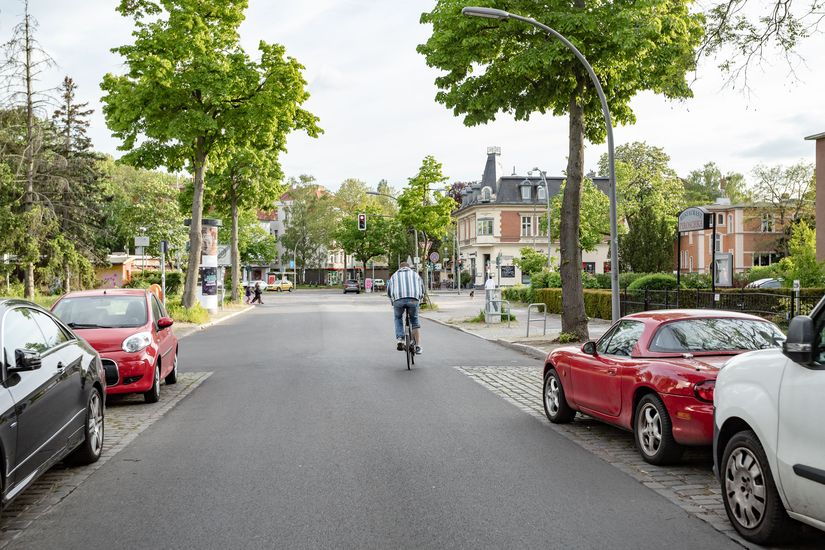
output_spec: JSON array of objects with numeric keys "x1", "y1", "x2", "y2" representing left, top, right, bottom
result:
[{"x1": 694, "y1": 380, "x2": 715, "y2": 403}]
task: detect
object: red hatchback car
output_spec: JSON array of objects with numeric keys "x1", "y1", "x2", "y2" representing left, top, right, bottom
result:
[
  {"x1": 52, "y1": 289, "x2": 178, "y2": 403},
  {"x1": 543, "y1": 310, "x2": 785, "y2": 465}
]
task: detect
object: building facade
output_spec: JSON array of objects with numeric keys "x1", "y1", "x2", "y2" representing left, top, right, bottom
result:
[
  {"x1": 676, "y1": 198, "x2": 791, "y2": 275},
  {"x1": 455, "y1": 147, "x2": 610, "y2": 287},
  {"x1": 805, "y1": 131, "x2": 824, "y2": 261}
]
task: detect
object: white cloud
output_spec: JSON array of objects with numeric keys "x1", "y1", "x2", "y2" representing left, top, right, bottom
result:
[{"x1": 8, "y1": 0, "x2": 825, "y2": 191}]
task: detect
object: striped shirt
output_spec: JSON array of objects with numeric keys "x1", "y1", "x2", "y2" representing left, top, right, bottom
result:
[{"x1": 387, "y1": 267, "x2": 424, "y2": 302}]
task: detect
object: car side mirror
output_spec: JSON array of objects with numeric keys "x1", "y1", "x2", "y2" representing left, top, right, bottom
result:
[
  {"x1": 157, "y1": 316, "x2": 174, "y2": 329},
  {"x1": 783, "y1": 315, "x2": 814, "y2": 365},
  {"x1": 582, "y1": 341, "x2": 597, "y2": 355},
  {"x1": 12, "y1": 349, "x2": 42, "y2": 372}
]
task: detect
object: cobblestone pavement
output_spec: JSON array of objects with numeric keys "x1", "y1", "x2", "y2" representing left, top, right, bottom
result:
[
  {"x1": 455, "y1": 365, "x2": 825, "y2": 550},
  {"x1": 0, "y1": 372, "x2": 211, "y2": 548}
]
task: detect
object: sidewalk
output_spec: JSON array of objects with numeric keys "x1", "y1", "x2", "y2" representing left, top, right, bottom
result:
[
  {"x1": 420, "y1": 294, "x2": 612, "y2": 359},
  {"x1": 172, "y1": 303, "x2": 253, "y2": 340}
]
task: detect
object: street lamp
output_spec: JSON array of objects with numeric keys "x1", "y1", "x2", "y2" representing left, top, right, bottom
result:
[
  {"x1": 462, "y1": 6, "x2": 620, "y2": 322},
  {"x1": 529, "y1": 168, "x2": 552, "y2": 269}
]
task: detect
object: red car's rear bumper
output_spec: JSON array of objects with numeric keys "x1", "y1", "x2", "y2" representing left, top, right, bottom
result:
[{"x1": 660, "y1": 394, "x2": 714, "y2": 446}]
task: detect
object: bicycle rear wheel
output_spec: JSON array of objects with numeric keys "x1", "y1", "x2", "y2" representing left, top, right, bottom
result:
[{"x1": 405, "y1": 311, "x2": 413, "y2": 370}]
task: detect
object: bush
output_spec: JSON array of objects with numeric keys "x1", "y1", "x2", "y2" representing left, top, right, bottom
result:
[
  {"x1": 557, "y1": 332, "x2": 580, "y2": 344},
  {"x1": 530, "y1": 268, "x2": 561, "y2": 289},
  {"x1": 503, "y1": 285, "x2": 536, "y2": 304},
  {"x1": 460, "y1": 271, "x2": 473, "y2": 288},
  {"x1": 628, "y1": 273, "x2": 678, "y2": 291},
  {"x1": 619, "y1": 272, "x2": 647, "y2": 289},
  {"x1": 679, "y1": 272, "x2": 711, "y2": 289},
  {"x1": 125, "y1": 271, "x2": 184, "y2": 295},
  {"x1": 581, "y1": 271, "x2": 600, "y2": 289},
  {"x1": 746, "y1": 265, "x2": 779, "y2": 283},
  {"x1": 595, "y1": 273, "x2": 612, "y2": 289},
  {"x1": 535, "y1": 288, "x2": 613, "y2": 319},
  {"x1": 166, "y1": 302, "x2": 209, "y2": 324}
]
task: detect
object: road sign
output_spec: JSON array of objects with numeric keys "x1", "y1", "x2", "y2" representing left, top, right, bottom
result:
[
  {"x1": 217, "y1": 245, "x2": 231, "y2": 267},
  {"x1": 134, "y1": 236, "x2": 150, "y2": 247},
  {"x1": 289, "y1": 260, "x2": 295, "y2": 269},
  {"x1": 413, "y1": 256, "x2": 420, "y2": 265},
  {"x1": 429, "y1": 251, "x2": 440, "y2": 263},
  {"x1": 160, "y1": 239, "x2": 169, "y2": 254},
  {"x1": 434, "y1": 263, "x2": 442, "y2": 270},
  {"x1": 677, "y1": 207, "x2": 712, "y2": 233}
]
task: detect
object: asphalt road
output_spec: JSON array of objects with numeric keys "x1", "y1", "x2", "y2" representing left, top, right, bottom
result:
[{"x1": 11, "y1": 291, "x2": 739, "y2": 549}]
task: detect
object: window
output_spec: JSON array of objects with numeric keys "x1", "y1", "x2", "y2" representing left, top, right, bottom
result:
[
  {"x1": 481, "y1": 187, "x2": 492, "y2": 202},
  {"x1": 761, "y1": 213, "x2": 774, "y2": 232},
  {"x1": 3, "y1": 308, "x2": 49, "y2": 368},
  {"x1": 53, "y1": 295, "x2": 148, "y2": 329},
  {"x1": 521, "y1": 216, "x2": 532, "y2": 236},
  {"x1": 582, "y1": 262, "x2": 595, "y2": 274},
  {"x1": 650, "y1": 318, "x2": 785, "y2": 353},
  {"x1": 753, "y1": 252, "x2": 780, "y2": 266},
  {"x1": 521, "y1": 186, "x2": 531, "y2": 201},
  {"x1": 537, "y1": 186, "x2": 546, "y2": 201},
  {"x1": 717, "y1": 213, "x2": 724, "y2": 225},
  {"x1": 31, "y1": 311, "x2": 70, "y2": 349},
  {"x1": 713, "y1": 234, "x2": 722, "y2": 252},
  {"x1": 728, "y1": 214, "x2": 733, "y2": 228},
  {"x1": 151, "y1": 295, "x2": 167, "y2": 324},
  {"x1": 597, "y1": 321, "x2": 644, "y2": 357},
  {"x1": 477, "y1": 218, "x2": 493, "y2": 236}
]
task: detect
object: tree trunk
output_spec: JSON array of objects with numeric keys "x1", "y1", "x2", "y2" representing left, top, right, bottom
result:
[
  {"x1": 63, "y1": 264, "x2": 70, "y2": 294},
  {"x1": 182, "y1": 139, "x2": 207, "y2": 308},
  {"x1": 230, "y1": 183, "x2": 240, "y2": 302},
  {"x1": 23, "y1": 8, "x2": 35, "y2": 300},
  {"x1": 560, "y1": 77, "x2": 589, "y2": 341}
]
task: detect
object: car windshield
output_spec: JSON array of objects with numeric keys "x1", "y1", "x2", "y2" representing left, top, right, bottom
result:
[
  {"x1": 53, "y1": 295, "x2": 148, "y2": 329},
  {"x1": 649, "y1": 318, "x2": 786, "y2": 353}
]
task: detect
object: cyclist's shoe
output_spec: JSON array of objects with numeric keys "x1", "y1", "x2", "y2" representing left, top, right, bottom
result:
[
  {"x1": 415, "y1": 345, "x2": 422, "y2": 355},
  {"x1": 396, "y1": 338, "x2": 404, "y2": 351}
]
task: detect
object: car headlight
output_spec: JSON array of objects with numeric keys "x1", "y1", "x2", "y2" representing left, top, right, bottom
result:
[{"x1": 122, "y1": 332, "x2": 152, "y2": 353}]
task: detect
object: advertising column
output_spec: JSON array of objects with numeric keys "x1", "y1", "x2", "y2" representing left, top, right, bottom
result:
[{"x1": 200, "y1": 218, "x2": 222, "y2": 313}]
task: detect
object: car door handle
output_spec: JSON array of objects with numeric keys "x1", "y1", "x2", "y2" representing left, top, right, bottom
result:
[
  {"x1": 56, "y1": 362, "x2": 65, "y2": 370},
  {"x1": 607, "y1": 368, "x2": 617, "y2": 376}
]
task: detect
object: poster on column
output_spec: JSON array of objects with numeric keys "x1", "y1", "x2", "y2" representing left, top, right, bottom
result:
[
  {"x1": 201, "y1": 267, "x2": 218, "y2": 295},
  {"x1": 201, "y1": 225, "x2": 218, "y2": 256}
]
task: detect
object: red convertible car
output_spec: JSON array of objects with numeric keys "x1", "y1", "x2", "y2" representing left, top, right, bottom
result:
[{"x1": 543, "y1": 310, "x2": 785, "y2": 465}]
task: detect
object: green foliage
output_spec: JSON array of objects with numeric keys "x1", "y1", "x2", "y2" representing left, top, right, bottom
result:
[
  {"x1": 467, "y1": 309, "x2": 486, "y2": 323},
  {"x1": 557, "y1": 332, "x2": 580, "y2": 344},
  {"x1": 503, "y1": 285, "x2": 536, "y2": 304},
  {"x1": 595, "y1": 274, "x2": 612, "y2": 289},
  {"x1": 513, "y1": 247, "x2": 548, "y2": 277},
  {"x1": 680, "y1": 272, "x2": 712, "y2": 289},
  {"x1": 166, "y1": 302, "x2": 209, "y2": 325},
  {"x1": 279, "y1": 179, "x2": 339, "y2": 281},
  {"x1": 773, "y1": 221, "x2": 825, "y2": 287},
  {"x1": 124, "y1": 271, "x2": 184, "y2": 295},
  {"x1": 530, "y1": 269, "x2": 561, "y2": 290},
  {"x1": 619, "y1": 204, "x2": 675, "y2": 273},
  {"x1": 536, "y1": 288, "x2": 614, "y2": 320},
  {"x1": 336, "y1": 206, "x2": 392, "y2": 271},
  {"x1": 581, "y1": 272, "x2": 600, "y2": 289},
  {"x1": 550, "y1": 178, "x2": 611, "y2": 251},
  {"x1": 397, "y1": 156, "x2": 455, "y2": 262},
  {"x1": 459, "y1": 271, "x2": 473, "y2": 288},
  {"x1": 619, "y1": 272, "x2": 646, "y2": 289},
  {"x1": 745, "y1": 265, "x2": 779, "y2": 282},
  {"x1": 683, "y1": 162, "x2": 750, "y2": 206},
  {"x1": 627, "y1": 273, "x2": 679, "y2": 291}
]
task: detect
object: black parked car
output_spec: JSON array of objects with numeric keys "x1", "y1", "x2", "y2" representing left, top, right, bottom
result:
[{"x1": 0, "y1": 299, "x2": 105, "y2": 507}]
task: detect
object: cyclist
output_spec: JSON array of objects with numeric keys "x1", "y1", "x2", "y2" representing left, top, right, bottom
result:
[{"x1": 387, "y1": 261, "x2": 424, "y2": 355}]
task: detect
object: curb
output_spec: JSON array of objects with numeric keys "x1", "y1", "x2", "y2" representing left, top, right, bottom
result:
[
  {"x1": 422, "y1": 315, "x2": 548, "y2": 361},
  {"x1": 175, "y1": 306, "x2": 253, "y2": 340}
]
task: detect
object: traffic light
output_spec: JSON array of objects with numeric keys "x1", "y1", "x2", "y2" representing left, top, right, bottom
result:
[{"x1": 357, "y1": 213, "x2": 367, "y2": 231}]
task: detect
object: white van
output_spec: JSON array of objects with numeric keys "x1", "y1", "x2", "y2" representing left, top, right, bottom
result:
[{"x1": 714, "y1": 297, "x2": 825, "y2": 545}]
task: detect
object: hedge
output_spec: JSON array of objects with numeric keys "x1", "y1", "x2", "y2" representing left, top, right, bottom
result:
[
  {"x1": 125, "y1": 271, "x2": 184, "y2": 295},
  {"x1": 535, "y1": 288, "x2": 613, "y2": 320},
  {"x1": 627, "y1": 273, "x2": 678, "y2": 291}
]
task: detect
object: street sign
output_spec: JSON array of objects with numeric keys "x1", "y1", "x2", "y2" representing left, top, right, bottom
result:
[
  {"x1": 429, "y1": 251, "x2": 440, "y2": 263},
  {"x1": 434, "y1": 263, "x2": 442, "y2": 270},
  {"x1": 413, "y1": 256, "x2": 420, "y2": 265},
  {"x1": 217, "y1": 245, "x2": 231, "y2": 267},
  {"x1": 677, "y1": 207, "x2": 712, "y2": 233},
  {"x1": 134, "y1": 236, "x2": 150, "y2": 247},
  {"x1": 289, "y1": 260, "x2": 295, "y2": 269}
]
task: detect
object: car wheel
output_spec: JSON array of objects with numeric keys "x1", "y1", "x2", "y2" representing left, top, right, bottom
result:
[
  {"x1": 288, "y1": 288, "x2": 293, "y2": 292},
  {"x1": 634, "y1": 394, "x2": 683, "y2": 465},
  {"x1": 144, "y1": 363, "x2": 161, "y2": 404},
  {"x1": 721, "y1": 431, "x2": 793, "y2": 545},
  {"x1": 164, "y1": 351, "x2": 178, "y2": 385},
  {"x1": 66, "y1": 388, "x2": 104, "y2": 466},
  {"x1": 543, "y1": 369, "x2": 575, "y2": 423}
]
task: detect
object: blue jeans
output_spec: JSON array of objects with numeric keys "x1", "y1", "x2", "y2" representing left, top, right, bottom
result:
[{"x1": 393, "y1": 298, "x2": 420, "y2": 339}]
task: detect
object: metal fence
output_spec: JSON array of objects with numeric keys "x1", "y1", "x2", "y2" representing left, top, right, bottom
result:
[{"x1": 620, "y1": 288, "x2": 824, "y2": 324}]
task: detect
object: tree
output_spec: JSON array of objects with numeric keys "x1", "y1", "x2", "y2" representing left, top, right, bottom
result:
[
  {"x1": 513, "y1": 247, "x2": 547, "y2": 277},
  {"x1": 549, "y1": 178, "x2": 611, "y2": 253},
  {"x1": 700, "y1": 1, "x2": 825, "y2": 88},
  {"x1": 231, "y1": 209, "x2": 278, "y2": 267},
  {"x1": 203, "y1": 146, "x2": 285, "y2": 301},
  {"x1": 419, "y1": 0, "x2": 703, "y2": 339},
  {"x1": 752, "y1": 161, "x2": 815, "y2": 257},
  {"x1": 101, "y1": 0, "x2": 320, "y2": 308},
  {"x1": 683, "y1": 162, "x2": 751, "y2": 206},
  {"x1": 279, "y1": 181, "x2": 338, "y2": 283},
  {"x1": 396, "y1": 156, "x2": 455, "y2": 287},
  {"x1": 619, "y1": 204, "x2": 675, "y2": 273},
  {"x1": 1, "y1": 0, "x2": 57, "y2": 297},
  {"x1": 336, "y1": 207, "x2": 390, "y2": 277},
  {"x1": 335, "y1": 178, "x2": 369, "y2": 216},
  {"x1": 772, "y1": 220, "x2": 824, "y2": 287}
]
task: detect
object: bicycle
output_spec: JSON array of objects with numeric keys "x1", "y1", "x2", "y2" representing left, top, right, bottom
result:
[{"x1": 404, "y1": 308, "x2": 416, "y2": 370}]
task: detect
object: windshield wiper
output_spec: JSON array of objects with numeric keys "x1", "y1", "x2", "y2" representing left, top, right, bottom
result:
[{"x1": 67, "y1": 322, "x2": 108, "y2": 329}]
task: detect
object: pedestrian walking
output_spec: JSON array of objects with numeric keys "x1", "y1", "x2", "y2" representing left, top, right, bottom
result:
[
  {"x1": 244, "y1": 284, "x2": 251, "y2": 304},
  {"x1": 251, "y1": 282, "x2": 263, "y2": 304}
]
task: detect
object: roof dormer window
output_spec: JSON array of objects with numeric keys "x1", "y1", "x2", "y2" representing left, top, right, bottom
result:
[
  {"x1": 521, "y1": 186, "x2": 531, "y2": 201},
  {"x1": 480, "y1": 186, "x2": 492, "y2": 202}
]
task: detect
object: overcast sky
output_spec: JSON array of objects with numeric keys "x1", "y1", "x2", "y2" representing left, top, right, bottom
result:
[{"x1": 5, "y1": 0, "x2": 824, "y2": 191}]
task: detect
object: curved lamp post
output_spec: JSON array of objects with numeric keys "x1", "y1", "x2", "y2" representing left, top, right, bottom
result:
[{"x1": 462, "y1": 6, "x2": 620, "y2": 322}]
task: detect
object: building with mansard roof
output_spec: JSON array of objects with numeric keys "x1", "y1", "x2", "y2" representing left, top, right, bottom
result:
[{"x1": 455, "y1": 147, "x2": 611, "y2": 288}]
